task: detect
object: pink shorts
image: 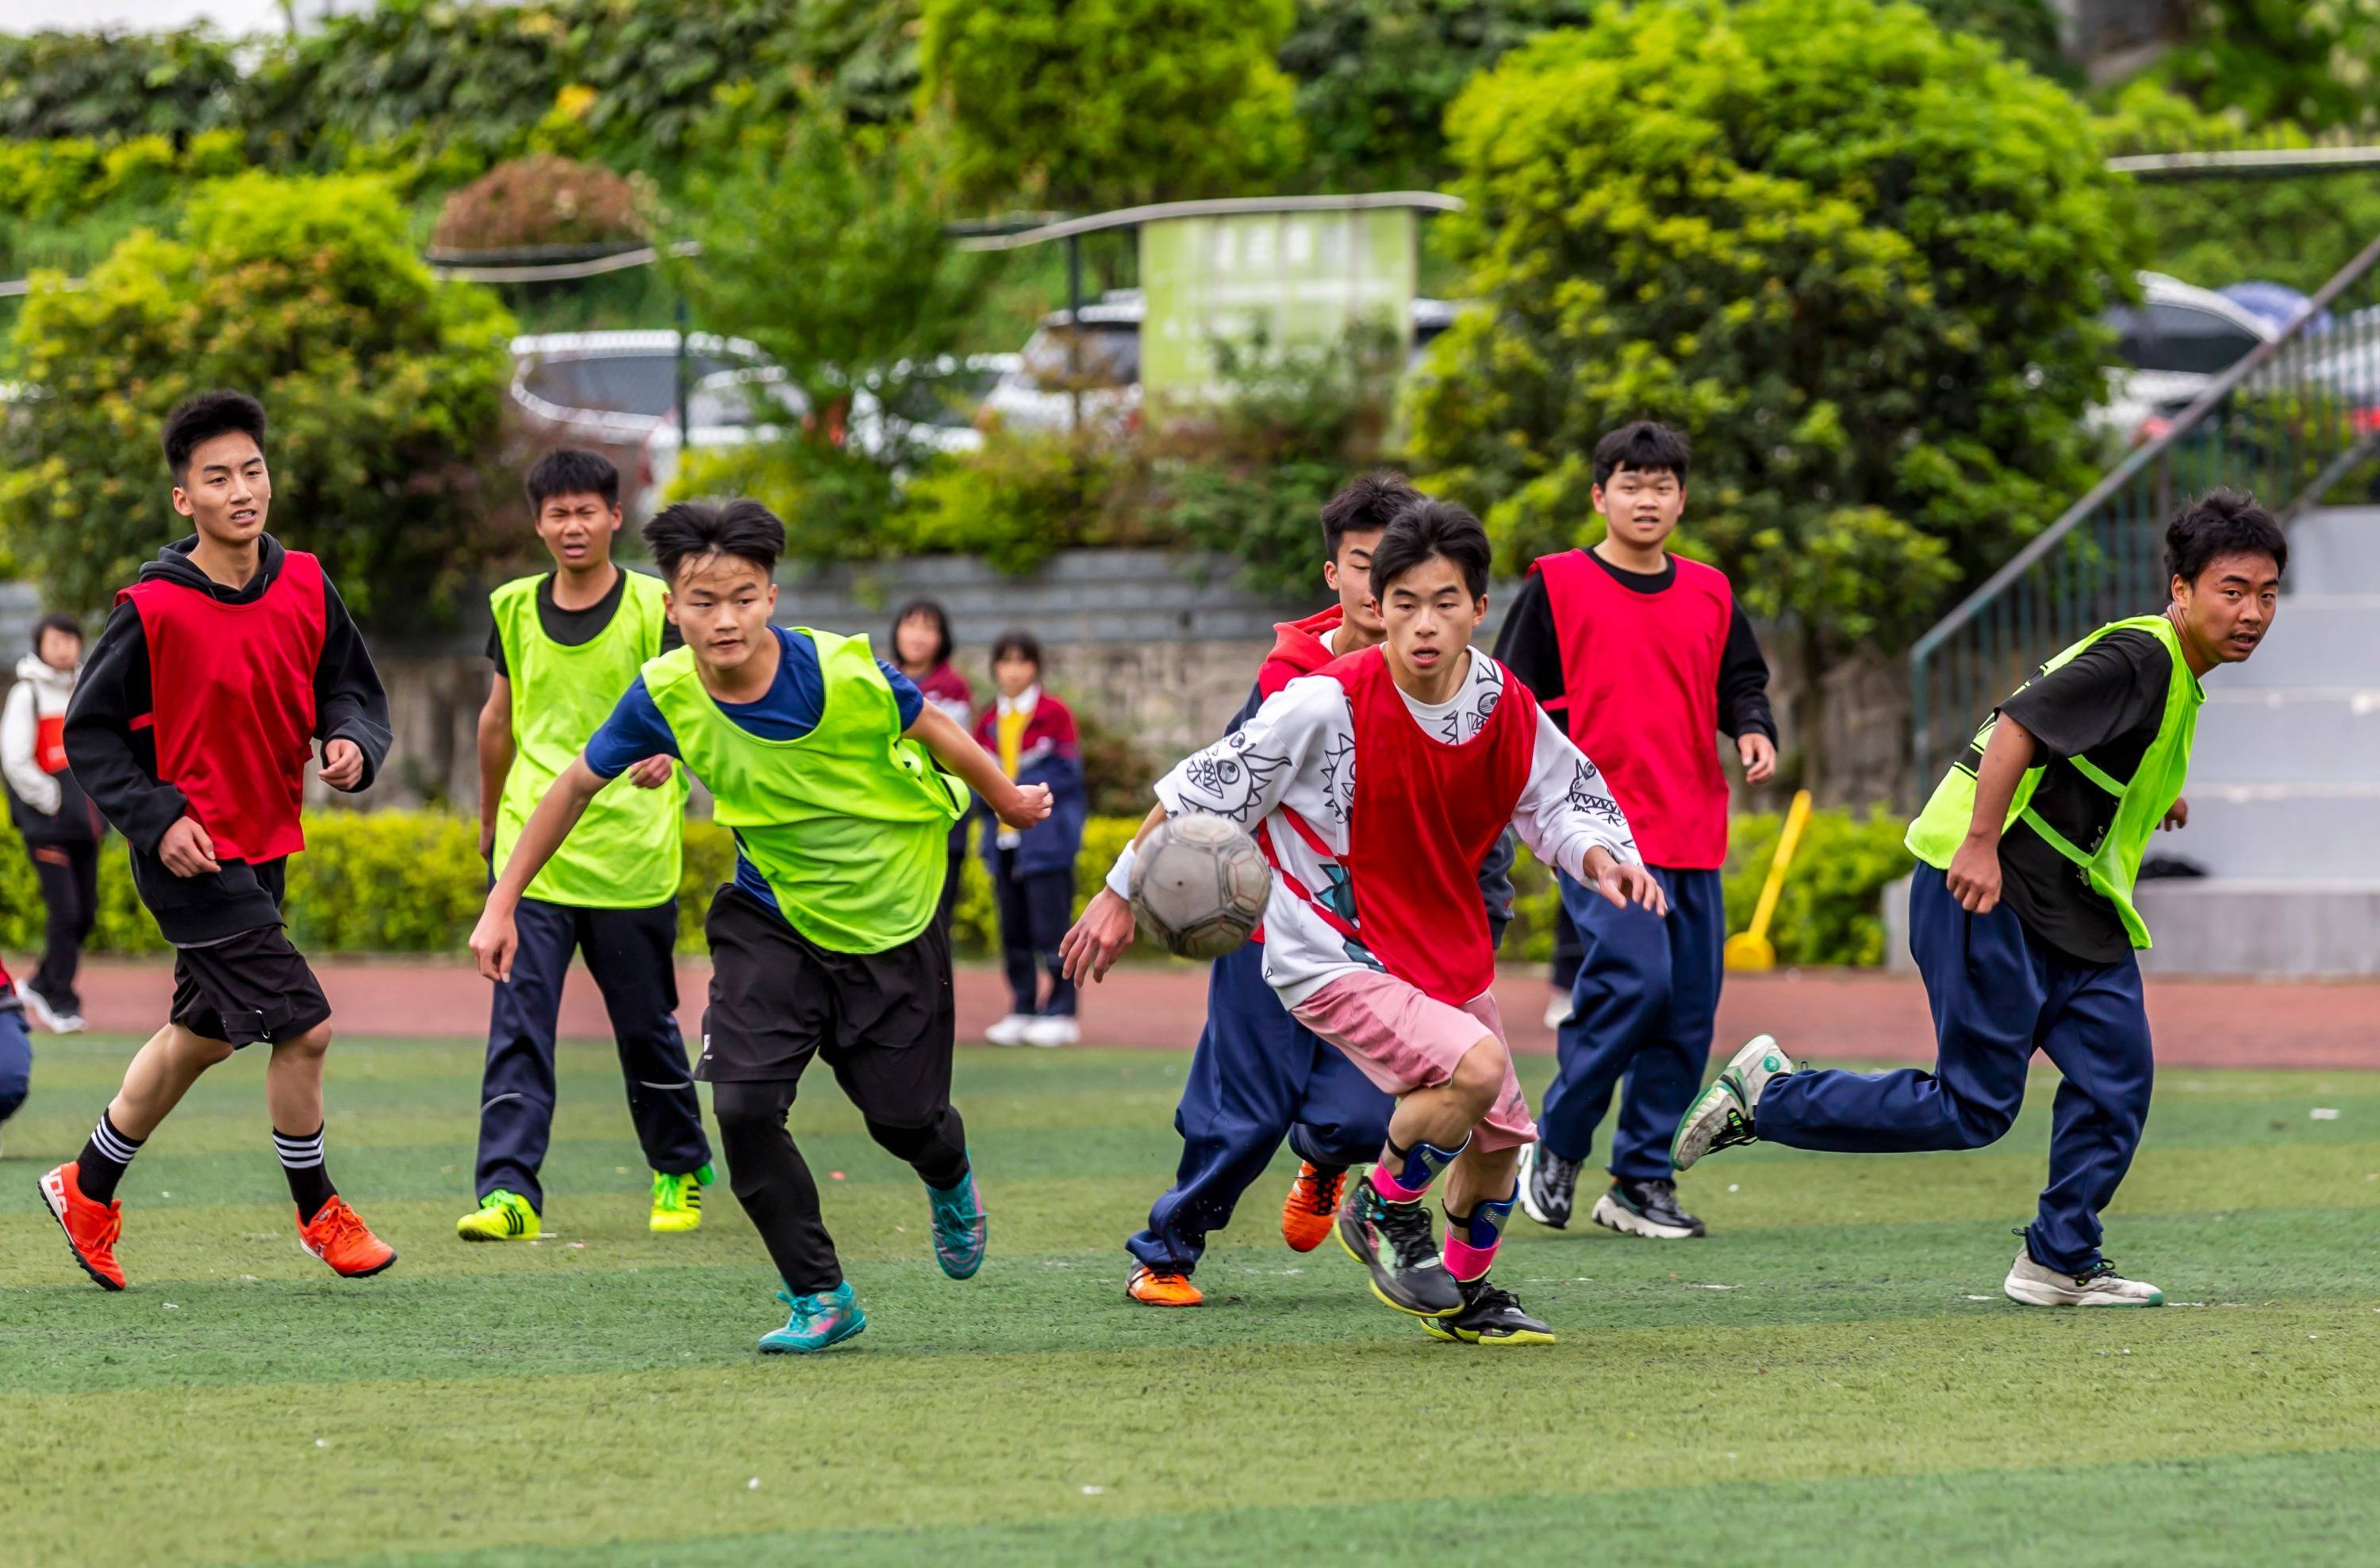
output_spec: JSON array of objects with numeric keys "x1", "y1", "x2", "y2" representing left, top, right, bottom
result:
[{"x1": 1290, "y1": 969, "x2": 1537, "y2": 1153}]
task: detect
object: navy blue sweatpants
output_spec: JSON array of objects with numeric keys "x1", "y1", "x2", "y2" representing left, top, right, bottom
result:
[
  {"x1": 1126, "y1": 940, "x2": 1392, "y2": 1275},
  {"x1": 1757, "y1": 868, "x2": 2153, "y2": 1276},
  {"x1": 476, "y1": 895, "x2": 712, "y2": 1211},
  {"x1": 1538, "y1": 865, "x2": 1725, "y2": 1181},
  {"x1": 0, "y1": 996, "x2": 29, "y2": 1125}
]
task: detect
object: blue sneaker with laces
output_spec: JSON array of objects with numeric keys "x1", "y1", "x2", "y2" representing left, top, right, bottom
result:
[
  {"x1": 926, "y1": 1162, "x2": 988, "y2": 1279},
  {"x1": 758, "y1": 1281, "x2": 866, "y2": 1355}
]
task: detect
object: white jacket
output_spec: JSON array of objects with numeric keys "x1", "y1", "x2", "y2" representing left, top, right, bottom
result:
[{"x1": 2, "y1": 652, "x2": 76, "y2": 816}]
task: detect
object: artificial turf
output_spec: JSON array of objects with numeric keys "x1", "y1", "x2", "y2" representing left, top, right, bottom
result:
[{"x1": 2, "y1": 1036, "x2": 2375, "y2": 1566}]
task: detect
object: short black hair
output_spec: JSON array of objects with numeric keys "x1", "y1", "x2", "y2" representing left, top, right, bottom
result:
[
  {"x1": 1319, "y1": 471, "x2": 1422, "y2": 563},
  {"x1": 2167, "y1": 489, "x2": 2286, "y2": 585},
  {"x1": 890, "y1": 598, "x2": 954, "y2": 668},
  {"x1": 525, "y1": 448, "x2": 620, "y2": 512},
  {"x1": 642, "y1": 498, "x2": 784, "y2": 582},
  {"x1": 1592, "y1": 420, "x2": 1690, "y2": 488},
  {"x1": 162, "y1": 389, "x2": 267, "y2": 482},
  {"x1": 1369, "y1": 498, "x2": 1492, "y2": 600},
  {"x1": 32, "y1": 612, "x2": 81, "y2": 652},
  {"x1": 989, "y1": 627, "x2": 1042, "y2": 669}
]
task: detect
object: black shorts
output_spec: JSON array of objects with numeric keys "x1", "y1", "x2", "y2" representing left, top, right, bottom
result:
[
  {"x1": 171, "y1": 924, "x2": 332, "y2": 1049},
  {"x1": 697, "y1": 886, "x2": 954, "y2": 1100}
]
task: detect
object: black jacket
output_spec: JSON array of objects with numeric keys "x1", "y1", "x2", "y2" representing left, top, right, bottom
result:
[{"x1": 64, "y1": 535, "x2": 392, "y2": 944}]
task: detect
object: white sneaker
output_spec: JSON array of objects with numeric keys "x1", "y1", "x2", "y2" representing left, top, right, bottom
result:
[
  {"x1": 2002, "y1": 1248, "x2": 2164, "y2": 1308},
  {"x1": 1022, "y1": 1015, "x2": 1080, "y2": 1049},
  {"x1": 1542, "y1": 992, "x2": 1572, "y2": 1030},
  {"x1": 55, "y1": 1013, "x2": 86, "y2": 1034},
  {"x1": 17, "y1": 985, "x2": 63, "y2": 1035},
  {"x1": 984, "y1": 1013, "x2": 1035, "y2": 1047},
  {"x1": 1671, "y1": 1034, "x2": 1794, "y2": 1171}
]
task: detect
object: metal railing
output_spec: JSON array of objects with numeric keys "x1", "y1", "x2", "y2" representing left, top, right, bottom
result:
[{"x1": 1907, "y1": 231, "x2": 2380, "y2": 797}]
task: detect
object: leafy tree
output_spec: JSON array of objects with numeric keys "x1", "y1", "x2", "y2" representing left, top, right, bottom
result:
[
  {"x1": 1407, "y1": 0, "x2": 2135, "y2": 770},
  {"x1": 2098, "y1": 81, "x2": 2380, "y2": 293},
  {"x1": 0, "y1": 27, "x2": 240, "y2": 142},
  {"x1": 674, "y1": 103, "x2": 1002, "y2": 555},
  {"x1": 0, "y1": 172, "x2": 517, "y2": 623},
  {"x1": 919, "y1": 0, "x2": 1305, "y2": 209},
  {"x1": 2157, "y1": 0, "x2": 2380, "y2": 133}
]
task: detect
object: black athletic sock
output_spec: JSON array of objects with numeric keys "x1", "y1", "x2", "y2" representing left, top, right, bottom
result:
[
  {"x1": 272, "y1": 1125, "x2": 337, "y2": 1223},
  {"x1": 77, "y1": 1111, "x2": 142, "y2": 1205}
]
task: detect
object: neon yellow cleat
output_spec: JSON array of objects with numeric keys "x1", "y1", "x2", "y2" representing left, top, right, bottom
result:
[
  {"x1": 456, "y1": 1189, "x2": 539, "y2": 1242},
  {"x1": 651, "y1": 1166, "x2": 710, "y2": 1234}
]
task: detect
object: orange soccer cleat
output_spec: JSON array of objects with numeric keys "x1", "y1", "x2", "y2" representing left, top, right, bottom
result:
[
  {"x1": 1280, "y1": 1161, "x2": 1345, "y2": 1253},
  {"x1": 39, "y1": 1162, "x2": 126, "y2": 1290},
  {"x1": 1126, "y1": 1263, "x2": 1203, "y2": 1307},
  {"x1": 298, "y1": 1196, "x2": 398, "y2": 1279}
]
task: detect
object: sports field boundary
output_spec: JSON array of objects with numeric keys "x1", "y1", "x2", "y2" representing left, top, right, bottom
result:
[{"x1": 25, "y1": 956, "x2": 2373, "y2": 1069}]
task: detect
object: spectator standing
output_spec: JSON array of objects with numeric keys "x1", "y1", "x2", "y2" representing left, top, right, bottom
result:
[
  {"x1": 973, "y1": 631, "x2": 1085, "y2": 1047},
  {"x1": 4, "y1": 614, "x2": 103, "y2": 1033}
]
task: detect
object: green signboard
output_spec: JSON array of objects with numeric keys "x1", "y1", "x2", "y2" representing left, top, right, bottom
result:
[{"x1": 1139, "y1": 207, "x2": 1416, "y2": 401}]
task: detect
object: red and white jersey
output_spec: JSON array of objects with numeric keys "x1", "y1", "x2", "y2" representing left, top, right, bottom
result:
[{"x1": 1129, "y1": 646, "x2": 1638, "y2": 1007}]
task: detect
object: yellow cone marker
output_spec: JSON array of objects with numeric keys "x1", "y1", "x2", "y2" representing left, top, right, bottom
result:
[{"x1": 1725, "y1": 789, "x2": 1813, "y2": 972}]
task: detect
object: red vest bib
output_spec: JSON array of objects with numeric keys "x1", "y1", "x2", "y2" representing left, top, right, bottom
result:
[
  {"x1": 1330, "y1": 646, "x2": 1537, "y2": 1007},
  {"x1": 118, "y1": 552, "x2": 327, "y2": 864},
  {"x1": 1531, "y1": 550, "x2": 1733, "y2": 868}
]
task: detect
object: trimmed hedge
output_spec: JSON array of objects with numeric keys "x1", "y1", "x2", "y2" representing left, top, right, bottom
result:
[{"x1": 3, "y1": 808, "x2": 1908, "y2": 968}]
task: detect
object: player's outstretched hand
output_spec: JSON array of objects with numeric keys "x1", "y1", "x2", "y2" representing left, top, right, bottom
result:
[
  {"x1": 627, "y1": 755, "x2": 675, "y2": 790},
  {"x1": 997, "y1": 782, "x2": 1054, "y2": 831},
  {"x1": 1595, "y1": 858, "x2": 1668, "y2": 917},
  {"x1": 319, "y1": 738, "x2": 367, "y2": 792},
  {"x1": 159, "y1": 815, "x2": 220, "y2": 878},
  {"x1": 470, "y1": 907, "x2": 520, "y2": 983},
  {"x1": 2161, "y1": 796, "x2": 2189, "y2": 831},
  {"x1": 1059, "y1": 888, "x2": 1136, "y2": 985}
]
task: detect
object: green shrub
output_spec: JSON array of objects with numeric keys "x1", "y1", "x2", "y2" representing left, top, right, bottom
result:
[
  {"x1": 2, "y1": 807, "x2": 1909, "y2": 966},
  {"x1": 0, "y1": 28, "x2": 240, "y2": 143},
  {"x1": 0, "y1": 171, "x2": 518, "y2": 627}
]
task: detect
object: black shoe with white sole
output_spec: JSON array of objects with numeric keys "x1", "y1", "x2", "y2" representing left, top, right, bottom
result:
[
  {"x1": 1516, "y1": 1141, "x2": 1580, "y2": 1229},
  {"x1": 1589, "y1": 1177, "x2": 1705, "y2": 1239}
]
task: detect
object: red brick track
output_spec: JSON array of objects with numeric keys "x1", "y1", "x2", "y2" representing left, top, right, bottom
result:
[{"x1": 36, "y1": 957, "x2": 2376, "y2": 1070}]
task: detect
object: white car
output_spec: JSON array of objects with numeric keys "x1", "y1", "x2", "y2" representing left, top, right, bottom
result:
[
  {"x1": 2093, "y1": 273, "x2": 2279, "y2": 445},
  {"x1": 980, "y1": 291, "x2": 1464, "y2": 435}
]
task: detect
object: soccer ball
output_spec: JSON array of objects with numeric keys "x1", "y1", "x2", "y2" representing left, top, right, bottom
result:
[{"x1": 1129, "y1": 815, "x2": 1272, "y2": 959}]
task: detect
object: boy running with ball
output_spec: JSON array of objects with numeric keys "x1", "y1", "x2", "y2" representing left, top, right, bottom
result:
[
  {"x1": 1066, "y1": 500, "x2": 1661, "y2": 1344},
  {"x1": 1674, "y1": 493, "x2": 2286, "y2": 1307},
  {"x1": 472, "y1": 500, "x2": 1049, "y2": 1353}
]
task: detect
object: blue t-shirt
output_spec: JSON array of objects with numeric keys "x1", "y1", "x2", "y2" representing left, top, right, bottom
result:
[{"x1": 585, "y1": 625, "x2": 927, "y2": 917}]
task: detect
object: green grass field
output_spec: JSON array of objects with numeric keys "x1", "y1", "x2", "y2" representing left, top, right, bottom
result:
[{"x1": 3, "y1": 1033, "x2": 2377, "y2": 1566}]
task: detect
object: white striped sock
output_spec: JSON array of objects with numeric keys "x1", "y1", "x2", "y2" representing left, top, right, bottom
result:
[
  {"x1": 90, "y1": 1114, "x2": 141, "y2": 1165},
  {"x1": 272, "y1": 1127, "x2": 325, "y2": 1171}
]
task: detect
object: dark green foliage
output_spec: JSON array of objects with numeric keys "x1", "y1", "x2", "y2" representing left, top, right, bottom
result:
[
  {"x1": 1407, "y1": 0, "x2": 2136, "y2": 778},
  {"x1": 2158, "y1": 0, "x2": 2380, "y2": 132},
  {"x1": 0, "y1": 27, "x2": 240, "y2": 142},
  {"x1": 919, "y1": 0, "x2": 1305, "y2": 209},
  {"x1": 0, "y1": 173, "x2": 517, "y2": 626},
  {"x1": 1910, "y1": 0, "x2": 2075, "y2": 84}
]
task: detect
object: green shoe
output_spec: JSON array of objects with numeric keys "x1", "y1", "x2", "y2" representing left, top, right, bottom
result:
[
  {"x1": 758, "y1": 1282, "x2": 866, "y2": 1355},
  {"x1": 456, "y1": 1189, "x2": 539, "y2": 1242},
  {"x1": 650, "y1": 1167, "x2": 708, "y2": 1234},
  {"x1": 926, "y1": 1160, "x2": 987, "y2": 1280}
]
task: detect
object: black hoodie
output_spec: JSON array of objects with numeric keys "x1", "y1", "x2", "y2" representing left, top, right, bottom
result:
[{"x1": 64, "y1": 535, "x2": 393, "y2": 945}]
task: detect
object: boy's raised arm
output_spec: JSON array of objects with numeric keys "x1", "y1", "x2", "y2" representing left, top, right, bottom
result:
[
  {"x1": 470, "y1": 755, "x2": 608, "y2": 982},
  {"x1": 904, "y1": 701, "x2": 1051, "y2": 830}
]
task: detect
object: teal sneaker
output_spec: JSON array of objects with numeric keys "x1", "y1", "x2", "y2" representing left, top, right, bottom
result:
[
  {"x1": 926, "y1": 1163, "x2": 988, "y2": 1280},
  {"x1": 758, "y1": 1282, "x2": 866, "y2": 1355}
]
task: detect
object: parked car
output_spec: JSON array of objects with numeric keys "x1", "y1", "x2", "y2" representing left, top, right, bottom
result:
[
  {"x1": 508, "y1": 330, "x2": 767, "y2": 444},
  {"x1": 979, "y1": 290, "x2": 1466, "y2": 435},
  {"x1": 2093, "y1": 274, "x2": 2278, "y2": 445}
]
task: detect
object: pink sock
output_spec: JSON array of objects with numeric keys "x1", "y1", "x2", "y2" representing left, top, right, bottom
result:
[
  {"x1": 1441, "y1": 1233, "x2": 1498, "y2": 1282},
  {"x1": 1371, "y1": 1160, "x2": 1430, "y2": 1203}
]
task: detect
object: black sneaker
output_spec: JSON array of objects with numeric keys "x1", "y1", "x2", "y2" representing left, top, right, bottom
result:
[
  {"x1": 1334, "y1": 1173, "x2": 1461, "y2": 1317},
  {"x1": 1516, "y1": 1141, "x2": 1580, "y2": 1229},
  {"x1": 1588, "y1": 1177, "x2": 1706, "y2": 1240},
  {"x1": 1423, "y1": 1275, "x2": 1557, "y2": 1345}
]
